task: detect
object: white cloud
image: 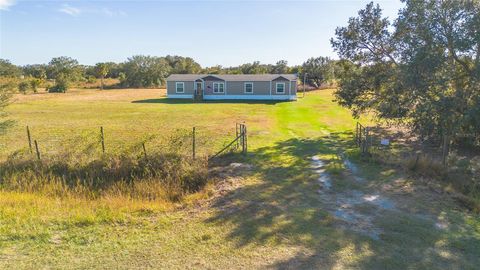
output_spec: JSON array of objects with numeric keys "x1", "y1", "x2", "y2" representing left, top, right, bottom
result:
[
  {"x1": 99, "y1": 7, "x2": 126, "y2": 17},
  {"x1": 58, "y1": 4, "x2": 81, "y2": 16},
  {"x1": 0, "y1": 0, "x2": 17, "y2": 11},
  {"x1": 57, "y1": 4, "x2": 126, "y2": 17}
]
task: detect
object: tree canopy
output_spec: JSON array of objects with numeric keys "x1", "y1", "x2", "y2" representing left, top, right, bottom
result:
[
  {"x1": 121, "y1": 55, "x2": 170, "y2": 88},
  {"x1": 331, "y1": 0, "x2": 480, "y2": 145},
  {"x1": 94, "y1": 63, "x2": 110, "y2": 90},
  {"x1": 301, "y1": 57, "x2": 335, "y2": 87},
  {"x1": 0, "y1": 82, "x2": 13, "y2": 134},
  {"x1": 0, "y1": 59, "x2": 21, "y2": 77},
  {"x1": 165, "y1": 55, "x2": 202, "y2": 74},
  {"x1": 46, "y1": 56, "x2": 82, "y2": 92}
]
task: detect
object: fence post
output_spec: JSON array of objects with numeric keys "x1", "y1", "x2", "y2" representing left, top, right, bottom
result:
[
  {"x1": 26, "y1": 126, "x2": 32, "y2": 153},
  {"x1": 100, "y1": 126, "x2": 105, "y2": 153},
  {"x1": 357, "y1": 123, "x2": 361, "y2": 146},
  {"x1": 192, "y1": 127, "x2": 196, "y2": 160},
  {"x1": 142, "y1": 142, "x2": 147, "y2": 160},
  {"x1": 242, "y1": 124, "x2": 245, "y2": 153},
  {"x1": 34, "y1": 140, "x2": 40, "y2": 160},
  {"x1": 359, "y1": 125, "x2": 363, "y2": 149},
  {"x1": 365, "y1": 127, "x2": 370, "y2": 154},
  {"x1": 244, "y1": 125, "x2": 248, "y2": 154},
  {"x1": 236, "y1": 123, "x2": 239, "y2": 149},
  {"x1": 354, "y1": 123, "x2": 357, "y2": 145}
]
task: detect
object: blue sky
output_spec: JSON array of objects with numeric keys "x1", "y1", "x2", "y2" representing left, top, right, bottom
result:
[{"x1": 0, "y1": 0, "x2": 404, "y2": 67}]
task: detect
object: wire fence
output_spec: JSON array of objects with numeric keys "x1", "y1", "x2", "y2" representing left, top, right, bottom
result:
[
  {"x1": 353, "y1": 122, "x2": 480, "y2": 169},
  {"x1": 1, "y1": 123, "x2": 249, "y2": 161}
]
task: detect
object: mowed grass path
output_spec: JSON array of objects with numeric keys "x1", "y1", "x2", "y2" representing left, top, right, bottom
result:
[{"x1": 1, "y1": 89, "x2": 479, "y2": 269}]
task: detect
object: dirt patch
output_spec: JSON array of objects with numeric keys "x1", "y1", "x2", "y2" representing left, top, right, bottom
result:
[
  {"x1": 206, "y1": 162, "x2": 253, "y2": 202},
  {"x1": 312, "y1": 156, "x2": 451, "y2": 240},
  {"x1": 313, "y1": 156, "x2": 392, "y2": 239},
  {"x1": 311, "y1": 156, "x2": 332, "y2": 190},
  {"x1": 342, "y1": 158, "x2": 365, "y2": 183}
]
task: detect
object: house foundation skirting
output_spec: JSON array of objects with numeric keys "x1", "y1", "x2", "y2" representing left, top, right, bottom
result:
[
  {"x1": 167, "y1": 94, "x2": 193, "y2": 99},
  {"x1": 203, "y1": 95, "x2": 297, "y2": 101}
]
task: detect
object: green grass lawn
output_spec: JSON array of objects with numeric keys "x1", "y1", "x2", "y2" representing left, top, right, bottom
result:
[{"x1": 0, "y1": 89, "x2": 479, "y2": 269}]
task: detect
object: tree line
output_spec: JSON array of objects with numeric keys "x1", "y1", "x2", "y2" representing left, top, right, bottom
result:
[{"x1": 0, "y1": 55, "x2": 338, "y2": 93}]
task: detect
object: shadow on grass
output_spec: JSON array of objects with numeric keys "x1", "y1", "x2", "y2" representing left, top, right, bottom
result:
[
  {"x1": 131, "y1": 98, "x2": 289, "y2": 105},
  {"x1": 206, "y1": 133, "x2": 480, "y2": 269}
]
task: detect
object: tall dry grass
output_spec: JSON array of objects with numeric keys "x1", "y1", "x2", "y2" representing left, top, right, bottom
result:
[
  {"x1": 0, "y1": 132, "x2": 209, "y2": 202},
  {"x1": 404, "y1": 153, "x2": 480, "y2": 212}
]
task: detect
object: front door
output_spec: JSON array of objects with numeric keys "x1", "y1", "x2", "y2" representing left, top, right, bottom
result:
[{"x1": 196, "y1": 82, "x2": 203, "y2": 95}]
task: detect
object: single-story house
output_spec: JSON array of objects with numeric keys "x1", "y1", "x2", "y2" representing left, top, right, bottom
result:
[{"x1": 166, "y1": 74, "x2": 298, "y2": 101}]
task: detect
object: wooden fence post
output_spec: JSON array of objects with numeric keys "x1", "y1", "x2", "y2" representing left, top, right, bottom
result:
[
  {"x1": 244, "y1": 125, "x2": 248, "y2": 154},
  {"x1": 358, "y1": 123, "x2": 361, "y2": 146},
  {"x1": 365, "y1": 127, "x2": 370, "y2": 153},
  {"x1": 142, "y1": 142, "x2": 147, "y2": 160},
  {"x1": 26, "y1": 126, "x2": 32, "y2": 153},
  {"x1": 192, "y1": 127, "x2": 196, "y2": 160},
  {"x1": 355, "y1": 123, "x2": 358, "y2": 145},
  {"x1": 241, "y1": 125, "x2": 244, "y2": 154},
  {"x1": 34, "y1": 140, "x2": 40, "y2": 160},
  {"x1": 100, "y1": 126, "x2": 105, "y2": 153},
  {"x1": 359, "y1": 125, "x2": 363, "y2": 149},
  {"x1": 236, "y1": 123, "x2": 239, "y2": 149}
]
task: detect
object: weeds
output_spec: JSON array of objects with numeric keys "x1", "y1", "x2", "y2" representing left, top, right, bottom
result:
[
  {"x1": 405, "y1": 153, "x2": 446, "y2": 178},
  {"x1": 348, "y1": 145, "x2": 480, "y2": 212},
  {"x1": 0, "y1": 135, "x2": 209, "y2": 202}
]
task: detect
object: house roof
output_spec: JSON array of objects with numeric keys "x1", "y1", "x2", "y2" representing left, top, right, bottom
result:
[{"x1": 166, "y1": 74, "x2": 297, "y2": 81}]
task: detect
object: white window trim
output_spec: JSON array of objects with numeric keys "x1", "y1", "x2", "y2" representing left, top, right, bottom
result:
[
  {"x1": 276, "y1": 82, "x2": 285, "y2": 94},
  {"x1": 244, "y1": 82, "x2": 254, "y2": 94},
  {"x1": 213, "y1": 82, "x2": 225, "y2": 93},
  {"x1": 175, "y1": 82, "x2": 185, "y2": 93}
]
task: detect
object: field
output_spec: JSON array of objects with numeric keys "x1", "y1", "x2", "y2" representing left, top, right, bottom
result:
[{"x1": 0, "y1": 88, "x2": 479, "y2": 269}]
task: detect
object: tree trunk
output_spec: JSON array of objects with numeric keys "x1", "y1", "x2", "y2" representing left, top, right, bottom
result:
[{"x1": 100, "y1": 76, "x2": 104, "y2": 90}]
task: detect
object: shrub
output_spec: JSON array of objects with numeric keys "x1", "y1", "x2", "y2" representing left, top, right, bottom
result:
[
  {"x1": 30, "y1": 78, "x2": 41, "y2": 93},
  {"x1": 18, "y1": 81, "x2": 30, "y2": 94},
  {"x1": 86, "y1": 75, "x2": 96, "y2": 84},
  {"x1": 47, "y1": 84, "x2": 66, "y2": 93},
  {"x1": 47, "y1": 78, "x2": 69, "y2": 93}
]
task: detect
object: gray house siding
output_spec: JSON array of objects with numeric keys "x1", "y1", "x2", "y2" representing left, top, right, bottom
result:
[
  {"x1": 167, "y1": 81, "x2": 195, "y2": 97},
  {"x1": 204, "y1": 79, "x2": 225, "y2": 95},
  {"x1": 290, "y1": 81, "x2": 297, "y2": 95},
  {"x1": 271, "y1": 77, "x2": 291, "y2": 96},
  {"x1": 223, "y1": 81, "x2": 271, "y2": 95},
  {"x1": 166, "y1": 74, "x2": 297, "y2": 100}
]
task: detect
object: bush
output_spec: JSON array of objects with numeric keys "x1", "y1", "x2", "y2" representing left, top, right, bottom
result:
[
  {"x1": 18, "y1": 81, "x2": 30, "y2": 94},
  {"x1": 86, "y1": 75, "x2": 96, "y2": 84},
  {"x1": 47, "y1": 78, "x2": 69, "y2": 93},
  {"x1": 47, "y1": 84, "x2": 67, "y2": 93},
  {"x1": 30, "y1": 78, "x2": 41, "y2": 93}
]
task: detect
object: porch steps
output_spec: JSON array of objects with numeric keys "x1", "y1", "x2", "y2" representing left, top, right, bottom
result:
[{"x1": 194, "y1": 92, "x2": 203, "y2": 102}]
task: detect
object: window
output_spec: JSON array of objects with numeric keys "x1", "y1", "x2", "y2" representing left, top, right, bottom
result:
[
  {"x1": 276, "y1": 82, "x2": 285, "y2": 93},
  {"x1": 213, "y1": 82, "x2": 225, "y2": 93},
  {"x1": 175, "y1": 82, "x2": 184, "y2": 93},
  {"x1": 244, "y1": 82, "x2": 253, "y2": 94}
]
